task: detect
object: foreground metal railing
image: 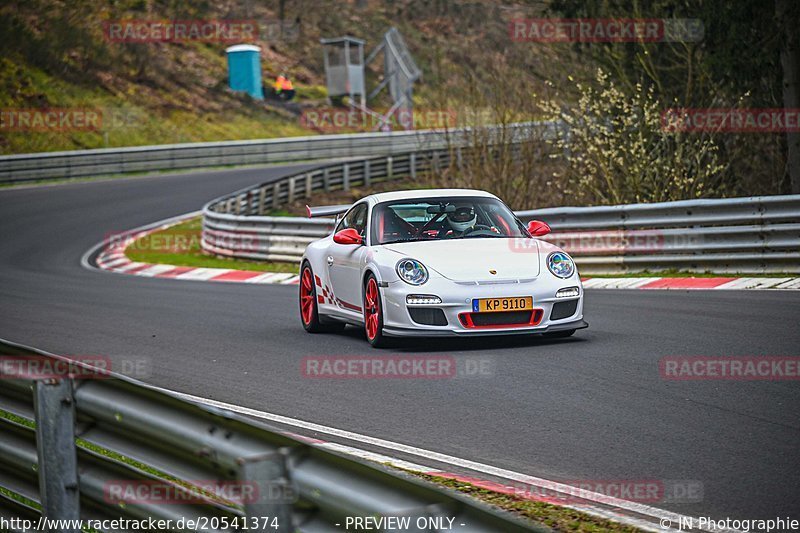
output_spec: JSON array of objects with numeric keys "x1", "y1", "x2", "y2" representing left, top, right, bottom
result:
[
  {"x1": 0, "y1": 339, "x2": 538, "y2": 532},
  {"x1": 202, "y1": 159, "x2": 800, "y2": 273}
]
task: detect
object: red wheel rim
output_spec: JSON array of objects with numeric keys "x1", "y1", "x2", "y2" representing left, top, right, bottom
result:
[
  {"x1": 300, "y1": 268, "x2": 315, "y2": 326},
  {"x1": 364, "y1": 278, "x2": 380, "y2": 340}
]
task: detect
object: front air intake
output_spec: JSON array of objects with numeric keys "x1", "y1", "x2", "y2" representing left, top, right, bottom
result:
[
  {"x1": 550, "y1": 299, "x2": 578, "y2": 320},
  {"x1": 459, "y1": 309, "x2": 544, "y2": 329},
  {"x1": 408, "y1": 307, "x2": 448, "y2": 326}
]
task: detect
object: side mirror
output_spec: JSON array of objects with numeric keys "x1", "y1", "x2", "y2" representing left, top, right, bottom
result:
[
  {"x1": 333, "y1": 228, "x2": 363, "y2": 245},
  {"x1": 526, "y1": 220, "x2": 551, "y2": 237}
]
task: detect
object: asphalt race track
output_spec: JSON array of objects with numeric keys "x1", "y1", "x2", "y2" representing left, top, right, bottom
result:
[{"x1": 1, "y1": 167, "x2": 799, "y2": 523}]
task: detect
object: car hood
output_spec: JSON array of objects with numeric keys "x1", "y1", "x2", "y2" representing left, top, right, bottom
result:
[{"x1": 381, "y1": 238, "x2": 541, "y2": 282}]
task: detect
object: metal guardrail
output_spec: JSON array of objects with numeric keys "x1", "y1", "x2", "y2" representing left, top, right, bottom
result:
[
  {"x1": 0, "y1": 130, "x2": 444, "y2": 183},
  {"x1": 201, "y1": 149, "x2": 454, "y2": 262},
  {"x1": 517, "y1": 196, "x2": 800, "y2": 274},
  {"x1": 0, "y1": 339, "x2": 538, "y2": 532},
  {"x1": 202, "y1": 163, "x2": 800, "y2": 273},
  {"x1": 0, "y1": 122, "x2": 544, "y2": 184}
]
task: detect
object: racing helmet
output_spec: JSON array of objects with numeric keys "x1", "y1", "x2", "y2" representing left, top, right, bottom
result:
[{"x1": 447, "y1": 205, "x2": 477, "y2": 232}]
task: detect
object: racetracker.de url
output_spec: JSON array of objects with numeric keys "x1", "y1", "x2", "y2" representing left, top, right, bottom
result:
[{"x1": 0, "y1": 516, "x2": 281, "y2": 531}]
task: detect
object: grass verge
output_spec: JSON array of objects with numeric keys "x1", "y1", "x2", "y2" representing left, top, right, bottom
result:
[
  {"x1": 411, "y1": 472, "x2": 645, "y2": 532},
  {"x1": 125, "y1": 217, "x2": 297, "y2": 274},
  {"x1": 0, "y1": 409, "x2": 643, "y2": 532}
]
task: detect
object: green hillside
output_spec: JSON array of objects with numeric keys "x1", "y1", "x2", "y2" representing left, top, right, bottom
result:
[{"x1": 0, "y1": 0, "x2": 556, "y2": 154}]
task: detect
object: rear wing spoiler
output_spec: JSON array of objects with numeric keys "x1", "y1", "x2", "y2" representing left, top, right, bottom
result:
[{"x1": 306, "y1": 204, "x2": 351, "y2": 218}]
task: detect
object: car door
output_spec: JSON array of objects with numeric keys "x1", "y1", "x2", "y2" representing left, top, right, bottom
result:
[{"x1": 326, "y1": 203, "x2": 369, "y2": 314}]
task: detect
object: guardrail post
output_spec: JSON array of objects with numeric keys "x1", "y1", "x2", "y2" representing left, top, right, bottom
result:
[
  {"x1": 304, "y1": 173, "x2": 313, "y2": 199},
  {"x1": 410, "y1": 153, "x2": 416, "y2": 179},
  {"x1": 323, "y1": 168, "x2": 331, "y2": 192},
  {"x1": 34, "y1": 378, "x2": 80, "y2": 532},
  {"x1": 288, "y1": 178, "x2": 296, "y2": 204},
  {"x1": 235, "y1": 194, "x2": 242, "y2": 215},
  {"x1": 343, "y1": 164, "x2": 350, "y2": 192},
  {"x1": 272, "y1": 182, "x2": 281, "y2": 210},
  {"x1": 364, "y1": 160, "x2": 371, "y2": 187},
  {"x1": 386, "y1": 156, "x2": 393, "y2": 181},
  {"x1": 433, "y1": 152, "x2": 441, "y2": 173},
  {"x1": 239, "y1": 449, "x2": 294, "y2": 532},
  {"x1": 258, "y1": 186, "x2": 267, "y2": 215}
]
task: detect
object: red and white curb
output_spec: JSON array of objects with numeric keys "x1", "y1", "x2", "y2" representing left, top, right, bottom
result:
[
  {"x1": 581, "y1": 276, "x2": 800, "y2": 290},
  {"x1": 88, "y1": 213, "x2": 799, "y2": 291},
  {"x1": 91, "y1": 214, "x2": 301, "y2": 286}
]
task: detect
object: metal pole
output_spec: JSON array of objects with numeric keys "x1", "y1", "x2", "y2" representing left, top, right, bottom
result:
[
  {"x1": 410, "y1": 153, "x2": 416, "y2": 179},
  {"x1": 359, "y1": 43, "x2": 366, "y2": 108},
  {"x1": 386, "y1": 156, "x2": 393, "y2": 181},
  {"x1": 305, "y1": 173, "x2": 313, "y2": 199},
  {"x1": 272, "y1": 182, "x2": 281, "y2": 209},
  {"x1": 343, "y1": 164, "x2": 350, "y2": 192},
  {"x1": 34, "y1": 378, "x2": 80, "y2": 532},
  {"x1": 364, "y1": 160, "x2": 371, "y2": 187},
  {"x1": 239, "y1": 449, "x2": 294, "y2": 532},
  {"x1": 288, "y1": 177, "x2": 296, "y2": 204},
  {"x1": 258, "y1": 186, "x2": 267, "y2": 215}
]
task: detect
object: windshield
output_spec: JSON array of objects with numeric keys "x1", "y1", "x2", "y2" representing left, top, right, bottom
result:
[{"x1": 371, "y1": 196, "x2": 528, "y2": 245}]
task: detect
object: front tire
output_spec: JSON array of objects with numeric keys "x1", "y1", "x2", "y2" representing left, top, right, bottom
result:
[
  {"x1": 299, "y1": 262, "x2": 345, "y2": 333},
  {"x1": 363, "y1": 274, "x2": 389, "y2": 348}
]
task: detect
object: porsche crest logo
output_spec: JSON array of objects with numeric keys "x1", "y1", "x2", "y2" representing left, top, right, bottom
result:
[{"x1": 489, "y1": 269, "x2": 497, "y2": 275}]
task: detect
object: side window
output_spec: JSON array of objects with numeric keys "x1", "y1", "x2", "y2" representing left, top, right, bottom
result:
[{"x1": 336, "y1": 203, "x2": 368, "y2": 237}]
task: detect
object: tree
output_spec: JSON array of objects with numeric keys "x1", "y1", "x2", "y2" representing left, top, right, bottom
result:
[{"x1": 776, "y1": 0, "x2": 800, "y2": 194}]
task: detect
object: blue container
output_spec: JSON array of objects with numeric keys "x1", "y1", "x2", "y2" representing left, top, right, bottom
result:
[{"x1": 225, "y1": 44, "x2": 264, "y2": 99}]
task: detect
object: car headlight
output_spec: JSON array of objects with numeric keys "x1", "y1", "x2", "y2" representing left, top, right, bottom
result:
[
  {"x1": 547, "y1": 252, "x2": 575, "y2": 279},
  {"x1": 396, "y1": 258, "x2": 428, "y2": 285}
]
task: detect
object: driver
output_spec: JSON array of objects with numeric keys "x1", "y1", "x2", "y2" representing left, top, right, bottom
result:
[{"x1": 445, "y1": 204, "x2": 477, "y2": 236}]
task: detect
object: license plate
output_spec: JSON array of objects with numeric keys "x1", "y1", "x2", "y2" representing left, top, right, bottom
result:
[{"x1": 472, "y1": 296, "x2": 533, "y2": 313}]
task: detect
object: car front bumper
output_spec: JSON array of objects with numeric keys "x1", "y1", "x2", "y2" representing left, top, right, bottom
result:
[{"x1": 380, "y1": 274, "x2": 586, "y2": 337}]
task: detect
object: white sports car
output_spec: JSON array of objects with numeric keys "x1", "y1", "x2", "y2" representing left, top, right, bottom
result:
[{"x1": 299, "y1": 189, "x2": 587, "y2": 347}]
